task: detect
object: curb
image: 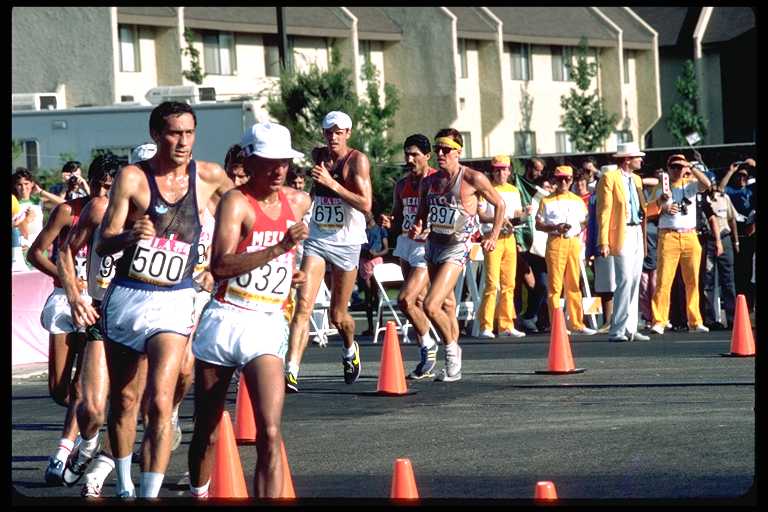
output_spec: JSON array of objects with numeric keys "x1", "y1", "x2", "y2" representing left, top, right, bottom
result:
[{"x1": 12, "y1": 363, "x2": 48, "y2": 380}]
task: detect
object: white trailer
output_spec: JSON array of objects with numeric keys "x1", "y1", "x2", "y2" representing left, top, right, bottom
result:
[{"x1": 12, "y1": 101, "x2": 259, "y2": 171}]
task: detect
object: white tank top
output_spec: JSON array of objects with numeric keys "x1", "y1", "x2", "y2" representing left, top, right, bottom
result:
[{"x1": 87, "y1": 227, "x2": 123, "y2": 301}]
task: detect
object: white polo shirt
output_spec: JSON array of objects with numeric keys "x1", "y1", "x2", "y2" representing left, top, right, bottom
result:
[{"x1": 654, "y1": 178, "x2": 700, "y2": 230}]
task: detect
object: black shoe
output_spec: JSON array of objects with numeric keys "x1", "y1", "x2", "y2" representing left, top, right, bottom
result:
[
  {"x1": 63, "y1": 448, "x2": 95, "y2": 487},
  {"x1": 342, "y1": 342, "x2": 361, "y2": 384},
  {"x1": 706, "y1": 322, "x2": 726, "y2": 331}
]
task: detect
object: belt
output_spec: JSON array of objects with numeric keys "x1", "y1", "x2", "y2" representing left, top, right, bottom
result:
[
  {"x1": 660, "y1": 228, "x2": 697, "y2": 234},
  {"x1": 626, "y1": 222, "x2": 641, "y2": 226}
]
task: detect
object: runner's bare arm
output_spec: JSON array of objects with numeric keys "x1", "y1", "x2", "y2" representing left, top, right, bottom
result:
[
  {"x1": 97, "y1": 166, "x2": 152, "y2": 257},
  {"x1": 27, "y1": 202, "x2": 72, "y2": 279},
  {"x1": 209, "y1": 190, "x2": 309, "y2": 281},
  {"x1": 197, "y1": 161, "x2": 235, "y2": 204},
  {"x1": 312, "y1": 153, "x2": 372, "y2": 214}
]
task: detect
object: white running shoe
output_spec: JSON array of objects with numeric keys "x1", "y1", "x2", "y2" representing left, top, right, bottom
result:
[
  {"x1": 692, "y1": 324, "x2": 710, "y2": 333},
  {"x1": 499, "y1": 328, "x2": 526, "y2": 338},
  {"x1": 478, "y1": 330, "x2": 495, "y2": 339},
  {"x1": 435, "y1": 345, "x2": 462, "y2": 382}
]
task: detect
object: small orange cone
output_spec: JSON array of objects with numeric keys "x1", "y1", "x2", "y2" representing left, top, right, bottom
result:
[
  {"x1": 390, "y1": 458, "x2": 419, "y2": 499},
  {"x1": 235, "y1": 374, "x2": 257, "y2": 444},
  {"x1": 209, "y1": 411, "x2": 249, "y2": 498},
  {"x1": 722, "y1": 294, "x2": 756, "y2": 357},
  {"x1": 377, "y1": 321, "x2": 409, "y2": 395},
  {"x1": 535, "y1": 308, "x2": 585, "y2": 374},
  {"x1": 534, "y1": 481, "x2": 558, "y2": 500},
  {"x1": 280, "y1": 440, "x2": 296, "y2": 498}
]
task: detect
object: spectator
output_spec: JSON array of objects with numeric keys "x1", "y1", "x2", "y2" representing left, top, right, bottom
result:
[
  {"x1": 700, "y1": 184, "x2": 739, "y2": 329},
  {"x1": 12, "y1": 167, "x2": 64, "y2": 252},
  {"x1": 358, "y1": 211, "x2": 389, "y2": 335},
  {"x1": 50, "y1": 161, "x2": 90, "y2": 201},
  {"x1": 638, "y1": 168, "x2": 661, "y2": 330},
  {"x1": 514, "y1": 157, "x2": 550, "y2": 333},
  {"x1": 648, "y1": 154, "x2": 711, "y2": 334},
  {"x1": 581, "y1": 156, "x2": 600, "y2": 193},
  {"x1": 720, "y1": 159, "x2": 756, "y2": 312},
  {"x1": 287, "y1": 167, "x2": 307, "y2": 191},
  {"x1": 477, "y1": 155, "x2": 529, "y2": 339},
  {"x1": 223, "y1": 143, "x2": 249, "y2": 186},
  {"x1": 595, "y1": 143, "x2": 650, "y2": 342},
  {"x1": 536, "y1": 165, "x2": 595, "y2": 335}
]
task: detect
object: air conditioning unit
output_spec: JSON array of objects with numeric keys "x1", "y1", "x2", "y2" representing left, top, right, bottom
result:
[
  {"x1": 12, "y1": 92, "x2": 64, "y2": 111},
  {"x1": 144, "y1": 85, "x2": 217, "y2": 105}
]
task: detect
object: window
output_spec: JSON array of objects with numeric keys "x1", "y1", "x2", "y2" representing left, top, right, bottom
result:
[
  {"x1": 514, "y1": 131, "x2": 536, "y2": 156},
  {"x1": 203, "y1": 31, "x2": 236, "y2": 75},
  {"x1": 23, "y1": 140, "x2": 39, "y2": 171},
  {"x1": 551, "y1": 46, "x2": 573, "y2": 82},
  {"x1": 509, "y1": 43, "x2": 532, "y2": 81},
  {"x1": 359, "y1": 40, "x2": 372, "y2": 68},
  {"x1": 623, "y1": 50, "x2": 631, "y2": 84},
  {"x1": 458, "y1": 39, "x2": 468, "y2": 79},
  {"x1": 459, "y1": 132, "x2": 472, "y2": 158},
  {"x1": 264, "y1": 34, "x2": 293, "y2": 76},
  {"x1": 555, "y1": 131, "x2": 573, "y2": 153},
  {"x1": 616, "y1": 130, "x2": 633, "y2": 143},
  {"x1": 119, "y1": 25, "x2": 141, "y2": 72}
]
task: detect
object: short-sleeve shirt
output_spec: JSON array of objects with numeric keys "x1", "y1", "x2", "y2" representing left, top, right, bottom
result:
[
  {"x1": 536, "y1": 190, "x2": 588, "y2": 239},
  {"x1": 724, "y1": 185, "x2": 755, "y2": 220},
  {"x1": 654, "y1": 178, "x2": 699, "y2": 230},
  {"x1": 478, "y1": 182, "x2": 522, "y2": 235},
  {"x1": 702, "y1": 193, "x2": 737, "y2": 235},
  {"x1": 362, "y1": 225, "x2": 388, "y2": 255}
]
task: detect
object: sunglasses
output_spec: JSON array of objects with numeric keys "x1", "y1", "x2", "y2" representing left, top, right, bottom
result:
[{"x1": 434, "y1": 146, "x2": 456, "y2": 155}]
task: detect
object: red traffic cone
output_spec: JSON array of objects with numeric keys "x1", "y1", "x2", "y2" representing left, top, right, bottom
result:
[
  {"x1": 535, "y1": 308, "x2": 585, "y2": 374},
  {"x1": 377, "y1": 321, "x2": 409, "y2": 395},
  {"x1": 209, "y1": 411, "x2": 249, "y2": 498},
  {"x1": 390, "y1": 458, "x2": 419, "y2": 499},
  {"x1": 722, "y1": 294, "x2": 756, "y2": 357},
  {"x1": 235, "y1": 374, "x2": 257, "y2": 444},
  {"x1": 534, "y1": 480, "x2": 558, "y2": 500},
  {"x1": 280, "y1": 440, "x2": 296, "y2": 498}
]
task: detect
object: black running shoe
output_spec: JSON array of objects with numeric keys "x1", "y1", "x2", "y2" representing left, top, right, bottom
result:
[{"x1": 342, "y1": 341, "x2": 361, "y2": 384}]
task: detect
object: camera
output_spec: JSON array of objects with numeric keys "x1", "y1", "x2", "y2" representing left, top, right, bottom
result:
[
  {"x1": 67, "y1": 175, "x2": 80, "y2": 189},
  {"x1": 673, "y1": 197, "x2": 692, "y2": 216}
]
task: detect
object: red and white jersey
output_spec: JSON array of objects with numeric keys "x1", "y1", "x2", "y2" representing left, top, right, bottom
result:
[
  {"x1": 215, "y1": 189, "x2": 297, "y2": 312},
  {"x1": 398, "y1": 167, "x2": 436, "y2": 233}
]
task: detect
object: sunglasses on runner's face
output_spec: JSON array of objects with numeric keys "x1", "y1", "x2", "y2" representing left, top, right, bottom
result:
[{"x1": 434, "y1": 146, "x2": 456, "y2": 155}]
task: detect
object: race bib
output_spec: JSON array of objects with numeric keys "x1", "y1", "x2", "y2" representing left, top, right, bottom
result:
[
  {"x1": 128, "y1": 237, "x2": 190, "y2": 286},
  {"x1": 312, "y1": 196, "x2": 345, "y2": 231},
  {"x1": 224, "y1": 247, "x2": 293, "y2": 311},
  {"x1": 428, "y1": 204, "x2": 458, "y2": 235},
  {"x1": 402, "y1": 205, "x2": 418, "y2": 231}
]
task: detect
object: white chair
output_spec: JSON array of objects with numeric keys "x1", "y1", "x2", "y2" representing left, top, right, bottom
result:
[
  {"x1": 372, "y1": 263, "x2": 413, "y2": 344},
  {"x1": 454, "y1": 243, "x2": 484, "y2": 337},
  {"x1": 308, "y1": 279, "x2": 337, "y2": 347}
]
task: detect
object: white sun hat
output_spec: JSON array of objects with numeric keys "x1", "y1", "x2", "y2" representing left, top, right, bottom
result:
[
  {"x1": 241, "y1": 122, "x2": 303, "y2": 160},
  {"x1": 612, "y1": 142, "x2": 646, "y2": 158}
]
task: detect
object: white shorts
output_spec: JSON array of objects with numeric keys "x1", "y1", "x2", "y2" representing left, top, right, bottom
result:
[
  {"x1": 194, "y1": 290, "x2": 213, "y2": 325},
  {"x1": 594, "y1": 255, "x2": 616, "y2": 293},
  {"x1": 102, "y1": 283, "x2": 196, "y2": 353},
  {"x1": 393, "y1": 234, "x2": 427, "y2": 268},
  {"x1": 40, "y1": 287, "x2": 88, "y2": 334},
  {"x1": 192, "y1": 298, "x2": 288, "y2": 368},
  {"x1": 303, "y1": 238, "x2": 360, "y2": 272}
]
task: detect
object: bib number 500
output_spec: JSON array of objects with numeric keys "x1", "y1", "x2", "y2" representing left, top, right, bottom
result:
[{"x1": 129, "y1": 243, "x2": 187, "y2": 285}]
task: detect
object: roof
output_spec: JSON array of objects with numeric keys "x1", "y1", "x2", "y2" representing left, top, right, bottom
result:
[
  {"x1": 449, "y1": 7, "x2": 498, "y2": 41},
  {"x1": 117, "y1": 7, "x2": 178, "y2": 27},
  {"x1": 597, "y1": 7, "x2": 654, "y2": 49},
  {"x1": 702, "y1": 7, "x2": 755, "y2": 44},
  {"x1": 183, "y1": 7, "x2": 351, "y2": 38},
  {"x1": 630, "y1": 7, "x2": 689, "y2": 47},
  {"x1": 488, "y1": 7, "x2": 617, "y2": 47},
  {"x1": 346, "y1": 7, "x2": 402, "y2": 41}
]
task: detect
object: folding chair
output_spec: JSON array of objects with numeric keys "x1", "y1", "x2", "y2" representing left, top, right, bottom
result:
[
  {"x1": 454, "y1": 244, "x2": 484, "y2": 337},
  {"x1": 308, "y1": 279, "x2": 337, "y2": 347}
]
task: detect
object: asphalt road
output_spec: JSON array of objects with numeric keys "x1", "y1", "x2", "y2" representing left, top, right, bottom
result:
[{"x1": 12, "y1": 329, "x2": 755, "y2": 504}]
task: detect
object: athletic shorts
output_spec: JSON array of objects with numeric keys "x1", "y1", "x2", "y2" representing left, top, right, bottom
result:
[
  {"x1": 40, "y1": 287, "x2": 87, "y2": 335},
  {"x1": 594, "y1": 255, "x2": 616, "y2": 293},
  {"x1": 194, "y1": 289, "x2": 213, "y2": 325},
  {"x1": 192, "y1": 298, "x2": 288, "y2": 368},
  {"x1": 102, "y1": 283, "x2": 196, "y2": 353},
  {"x1": 425, "y1": 238, "x2": 471, "y2": 267},
  {"x1": 303, "y1": 237, "x2": 360, "y2": 272},
  {"x1": 393, "y1": 234, "x2": 427, "y2": 268}
]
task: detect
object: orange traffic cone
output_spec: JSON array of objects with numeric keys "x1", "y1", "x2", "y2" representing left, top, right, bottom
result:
[
  {"x1": 377, "y1": 321, "x2": 409, "y2": 395},
  {"x1": 534, "y1": 481, "x2": 558, "y2": 500},
  {"x1": 390, "y1": 458, "x2": 419, "y2": 499},
  {"x1": 535, "y1": 308, "x2": 585, "y2": 374},
  {"x1": 280, "y1": 440, "x2": 296, "y2": 498},
  {"x1": 722, "y1": 294, "x2": 756, "y2": 357},
  {"x1": 235, "y1": 374, "x2": 257, "y2": 444},
  {"x1": 209, "y1": 411, "x2": 249, "y2": 498}
]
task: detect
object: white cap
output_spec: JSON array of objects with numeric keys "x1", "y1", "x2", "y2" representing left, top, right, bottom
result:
[
  {"x1": 131, "y1": 143, "x2": 157, "y2": 163},
  {"x1": 322, "y1": 111, "x2": 352, "y2": 130},
  {"x1": 241, "y1": 122, "x2": 303, "y2": 160}
]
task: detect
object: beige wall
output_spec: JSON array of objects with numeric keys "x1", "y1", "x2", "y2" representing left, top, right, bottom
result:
[
  {"x1": 455, "y1": 40, "x2": 482, "y2": 158},
  {"x1": 598, "y1": 46, "x2": 623, "y2": 150},
  {"x1": 634, "y1": 48, "x2": 660, "y2": 144},
  {"x1": 478, "y1": 39, "x2": 504, "y2": 157},
  {"x1": 116, "y1": 26, "x2": 160, "y2": 103},
  {"x1": 155, "y1": 26, "x2": 183, "y2": 87}
]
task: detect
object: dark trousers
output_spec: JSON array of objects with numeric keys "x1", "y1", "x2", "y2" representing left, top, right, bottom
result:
[
  {"x1": 734, "y1": 234, "x2": 756, "y2": 312},
  {"x1": 700, "y1": 232, "x2": 736, "y2": 326},
  {"x1": 521, "y1": 252, "x2": 548, "y2": 325}
]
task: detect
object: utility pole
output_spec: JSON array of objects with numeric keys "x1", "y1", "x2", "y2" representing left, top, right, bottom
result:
[{"x1": 276, "y1": 7, "x2": 291, "y2": 72}]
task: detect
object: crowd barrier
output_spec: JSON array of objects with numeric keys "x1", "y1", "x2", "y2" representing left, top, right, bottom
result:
[{"x1": 12, "y1": 270, "x2": 53, "y2": 366}]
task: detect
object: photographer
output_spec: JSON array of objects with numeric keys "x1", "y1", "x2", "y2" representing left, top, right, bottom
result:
[
  {"x1": 52, "y1": 161, "x2": 90, "y2": 201},
  {"x1": 648, "y1": 154, "x2": 711, "y2": 334}
]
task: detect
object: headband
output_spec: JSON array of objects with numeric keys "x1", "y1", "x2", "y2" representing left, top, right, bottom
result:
[{"x1": 434, "y1": 137, "x2": 462, "y2": 150}]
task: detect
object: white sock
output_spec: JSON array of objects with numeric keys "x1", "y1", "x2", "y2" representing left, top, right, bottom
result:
[
  {"x1": 419, "y1": 333, "x2": 436, "y2": 349},
  {"x1": 79, "y1": 432, "x2": 100, "y2": 460},
  {"x1": 189, "y1": 480, "x2": 210, "y2": 499},
  {"x1": 54, "y1": 438, "x2": 75, "y2": 463},
  {"x1": 171, "y1": 403, "x2": 180, "y2": 425},
  {"x1": 116, "y1": 455, "x2": 134, "y2": 496},
  {"x1": 444, "y1": 342, "x2": 459, "y2": 358},
  {"x1": 287, "y1": 361, "x2": 300, "y2": 377},
  {"x1": 86, "y1": 453, "x2": 115, "y2": 483},
  {"x1": 139, "y1": 471, "x2": 165, "y2": 498},
  {"x1": 343, "y1": 344, "x2": 356, "y2": 359}
]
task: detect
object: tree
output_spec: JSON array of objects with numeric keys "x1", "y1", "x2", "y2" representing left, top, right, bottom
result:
[
  {"x1": 181, "y1": 28, "x2": 206, "y2": 85},
  {"x1": 560, "y1": 38, "x2": 618, "y2": 152},
  {"x1": 666, "y1": 60, "x2": 707, "y2": 145}
]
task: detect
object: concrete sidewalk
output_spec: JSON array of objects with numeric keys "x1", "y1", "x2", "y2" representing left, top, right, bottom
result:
[{"x1": 12, "y1": 362, "x2": 48, "y2": 380}]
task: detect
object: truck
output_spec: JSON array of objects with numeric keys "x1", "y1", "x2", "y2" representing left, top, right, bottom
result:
[{"x1": 11, "y1": 100, "x2": 260, "y2": 171}]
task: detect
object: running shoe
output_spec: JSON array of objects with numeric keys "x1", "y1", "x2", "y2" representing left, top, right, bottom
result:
[
  {"x1": 342, "y1": 341, "x2": 361, "y2": 384},
  {"x1": 285, "y1": 369, "x2": 299, "y2": 393},
  {"x1": 478, "y1": 330, "x2": 495, "y2": 339},
  {"x1": 407, "y1": 344, "x2": 438, "y2": 380},
  {"x1": 435, "y1": 345, "x2": 462, "y2": 382},
  {"x1": 63, "y1": 450, "x2": 95, "y2": 487},
  {"x1": 44, "y1": 456, "x2": 65, "y2": 486},
  {"x1": 170, "y1": 413, "x2": 182, "y2": 452},
  {"x1": 117, "y1": 489, "x2": 136, "y2": 498},
  {"x1": 80, "y1": 453, "x2": 115, "y2": 498},
  {"x1": 81, "y1": 475, "x2": 104, "y2": 498}
]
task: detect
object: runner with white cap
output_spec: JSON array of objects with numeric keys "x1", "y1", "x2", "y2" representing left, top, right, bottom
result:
[
  {"x1": 283, "y1": 110, "x2": 372, "y2": 392},
  {"x1": 188, "y1": 122, "x2": 310, "y2": 498}
]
